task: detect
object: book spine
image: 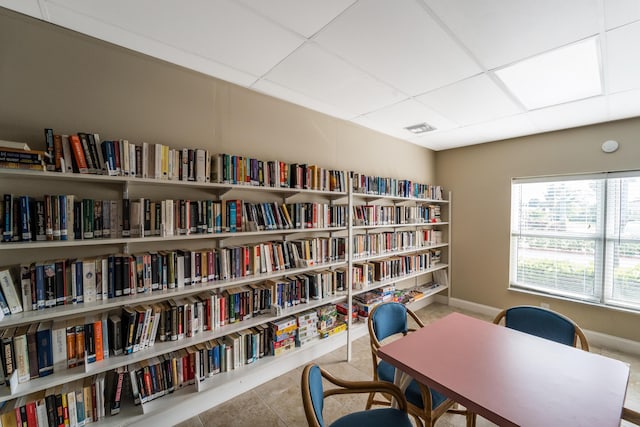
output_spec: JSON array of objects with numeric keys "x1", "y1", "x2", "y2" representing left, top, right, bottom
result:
[
  {"x1": 68, "y1": 135, "x2": 89, "y2": 174},
  {"x1": 44, "y1": 128, "x2": 55, "y2": 171}
]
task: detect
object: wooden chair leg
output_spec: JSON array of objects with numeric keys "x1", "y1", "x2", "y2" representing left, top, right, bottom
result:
[
  {"x1": 466, "y1": 411, "x2": 477, "y2": 427},
  {"x1": 365, "y1": 391, "x2": 375, "y2": 410}
]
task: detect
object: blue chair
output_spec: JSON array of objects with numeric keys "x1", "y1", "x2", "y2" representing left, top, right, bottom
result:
[
  {"x1": 301, "y1": 363, "x2": 413, "y2": 427},
  {"x1": 623, "y1": 407, "x2": 640, "y2": 425},
  {"x1": 367, "y1": 302, "x2": 473, "y2": 427},
  {"x1": 492, "y1": 305, "x2": 589, "y2": 350}
]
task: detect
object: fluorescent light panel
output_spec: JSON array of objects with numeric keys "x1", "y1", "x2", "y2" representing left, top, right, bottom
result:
[{"x1": 495, "y1": 37, "x2": 602, "y2": 110}]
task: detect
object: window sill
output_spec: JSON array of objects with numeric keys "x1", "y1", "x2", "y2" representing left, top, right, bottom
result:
[{"x1": 508, "y1": 286, "x2": 640, "y2": 316}]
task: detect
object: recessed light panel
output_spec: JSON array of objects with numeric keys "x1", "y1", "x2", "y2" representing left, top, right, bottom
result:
[
  {"x1": 495, "y1": 37, "x2": 602, "y2": 110},
  {"x1": 405, "y1": 123, "x2": 436, "y2": 134}
]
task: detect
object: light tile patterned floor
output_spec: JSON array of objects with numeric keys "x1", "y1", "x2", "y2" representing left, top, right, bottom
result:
[{"x1": 176, "y1": 303, "x2": 640, "y2": 427}]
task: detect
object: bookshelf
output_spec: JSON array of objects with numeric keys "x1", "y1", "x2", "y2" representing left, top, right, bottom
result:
[
  {"x1": 0, "y1": 162, "x2": 450, "y2": 426},
  {"x1": 345, "y1": 187, "x2": 451, "y2": 358}
]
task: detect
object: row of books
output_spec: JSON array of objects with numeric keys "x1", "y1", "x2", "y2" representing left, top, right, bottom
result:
[
  {"x1": 1, "y1": 193, "x2": 348, "y2": 243},
  {"x1": 128, "y1": 304, "x2": 342, "y2": 405},
  {"x1": 42, "y1": 129, "x2": 350, "y2": 192},
  {"x1": 352, "y1": 204, "x2": 441, "y2": 226},
  {"x1": 0, "y1": 315, "x2": 112, "y2": 389},
  {"x1": 0, "y1": 280, "x2": 345, "y2": 390},
  {"x1": 352, "y1": 229, "x2": 443, "y2": 259},
  {"x1": 351, "y1": 250, "x2": 442, "y2": 289},
  {"x1": 39, "y1": 130, "x2": 447, "y2": 199},
  {"x1": 0, "y1": 370, "x2": 126, "y2": 426},
  {"x1": 2, "y1": 237, "x2": 345, "y2": 316},
  {"x1": 44, "y1": 129, "x2": 211, "y2": 183},
  {"x1": 211, "y1": 153, "x2": 348, "y2": 192},
  {"x1": 351, "y1": 172, "x2": 444, "y2": 200}
]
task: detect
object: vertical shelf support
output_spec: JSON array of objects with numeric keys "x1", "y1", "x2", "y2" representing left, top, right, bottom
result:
[{"x1": 346, "y1": 174, "x2": 354, "y2": 362}]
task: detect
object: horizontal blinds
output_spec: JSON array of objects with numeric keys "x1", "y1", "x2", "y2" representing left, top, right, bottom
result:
[
  {"x1": 604, "y1": 176, "x2": 640, "y2": 309},
  {"x1": 510, "y1": 178, "x2": 603, "y2": 301}
]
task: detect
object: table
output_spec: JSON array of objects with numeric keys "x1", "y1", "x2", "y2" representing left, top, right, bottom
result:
[{"x1": 377, "y1": 312, "x2": 630, "y2": 427}]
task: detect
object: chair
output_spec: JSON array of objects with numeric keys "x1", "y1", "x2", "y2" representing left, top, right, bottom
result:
[
  {"x1": 301, "y1": 363, "x2": 413, "y2": 427},
  {"x1": 623, "y1": 407, "x2": 640, "y2": 425},
  {"x1": 493, "y1": 305, "x2": 589, "y2": 350},
  {"x1": 367, "y1": 302, "x2": 473, "y2": 427}
]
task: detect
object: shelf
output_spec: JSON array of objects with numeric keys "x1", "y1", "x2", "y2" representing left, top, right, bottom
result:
[
  {"x1": 352, "y1": 221, "x2": 448, "y2": 230},
  {"x1": 0, "y1": 294, "x2": 348, "y2": 403},
  {"x1": 351, "y1": 263, "x2": 449, "y2": 297},
  {"x1": 0, "y1": 169, "x2": 347, "y2": 198},
  {"x1": 0, "y1": 260, "x2": 348, "y2": 328},
  {"x1": 0, "y1": 166, "x2": 451, "y2": 426},
  {"x1": 351, "y1": 192, "x2": 448, "y2": 204},
  {"x1": 95, "y1": 326, "x2": 354, "y2": 426},
  {"x1": 352, "y1": 243, "x2": 448, "y2": 263},
  {"x1": 0, "y1": 226, "x2": 348, "y2": 251}
]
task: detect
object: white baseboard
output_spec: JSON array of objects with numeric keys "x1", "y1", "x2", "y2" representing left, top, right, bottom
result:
[{"x1": 447, "y1": 298, "x2": 640, "y2": 356}]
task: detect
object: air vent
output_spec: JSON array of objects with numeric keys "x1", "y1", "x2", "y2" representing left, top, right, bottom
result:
[{"x1": 404, "y1": 122, "x2": 436, "y2": 134}]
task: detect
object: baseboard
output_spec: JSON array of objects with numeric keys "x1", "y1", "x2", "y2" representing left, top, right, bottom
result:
[
  {"x1": 448, "y1": 297, "x2": 501, "y2": 318},
  {"x1": 447, "y1": 298, "x2": 640, "y2": 356}
]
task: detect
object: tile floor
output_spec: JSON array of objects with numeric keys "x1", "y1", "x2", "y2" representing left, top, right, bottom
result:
[{"x1": 176, "y1": 303, "x2": 640, "y2": 427}]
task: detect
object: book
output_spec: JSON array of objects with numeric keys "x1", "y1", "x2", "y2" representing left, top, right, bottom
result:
[
  {"x1": 36, "y1": 321, "x2": 53, "y2": 377},
  {"x1": 61, "y1": 135, "x2": 75, "y2": 173},
  {"x1": 0, "y1": 269, "x2": 23, "y2": 314},
  {"x1": 51, "y1": 320, "x2": 67, "y2": 373},
  {"x1": 0, "y1": 140, "x2": 31, "y2": 151},
  {"x1": 44, "y1": 128, "x2": 55, "y2": 171},
  {"x1": 13, "y1": 325, "x2": 30, "y2": 383},
  {"x1": 68, "y1": 135, "x2": 89, "y2": 174}
]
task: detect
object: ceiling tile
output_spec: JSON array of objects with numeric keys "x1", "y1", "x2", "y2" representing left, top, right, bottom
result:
[
  {"x1": 237, "y1": 0, "x2": 356, "y2": 38},
  {"x1": 313, "y1": 0, "x2": 481, "y2": 96},
  {"x1": 0, "y1": 0, "x2": 43, "y2": 20},
  {"x1": 494, "y1": 37, "x2": 602, "y2": 110},
  {"x1": 262, "y1": 42, "x2": 407, "y2": 116},
  {"x1": 608, "y1": 89, "x2": 640, "y2": 121},
  {"x1": 410, "y1": 113, "x2": 537, "y2": 150},
  {"x1": 43, "y1": 2, "x2": 259, "y2": 86},
  {"x1": 252, "y1": 79, "x2": 355, "y2": 119},
  {"x1": 0, "y1": 0, "x2": 43, "y2": 18},
  {"x1": 425, "y1": 0, "x2": 600, "y2": 70},
  {"x1": 604, "y1": 0, "x2": 640, "y2": 29},
  {"x1": 606, "y1": 21, "x2": 640, "y2": 93},
  {"x1": 416, "y1": 74, "x2": 522, "y2": 126},
  {"x1": 356, "y1": 99, "x2": 458, "y2": 138},
  {"x1": 46, "y1": 0, "x2": 304, "y2": 76},
  {"x1": 527, "y1": 96, "x2": 608, "y2": 132}
]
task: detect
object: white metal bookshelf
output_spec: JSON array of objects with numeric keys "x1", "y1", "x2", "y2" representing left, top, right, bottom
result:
[{"x1": 0, "y1": 168, "x2": 451, "y2": 426}]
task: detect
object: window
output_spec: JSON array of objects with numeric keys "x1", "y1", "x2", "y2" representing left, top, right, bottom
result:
[{"x1": 510, "y1": 172, "x2": 640, "y2": 311}]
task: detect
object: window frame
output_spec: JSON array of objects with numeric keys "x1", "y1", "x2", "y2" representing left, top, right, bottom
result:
[{"x1": 509, "y1": 171, "x2": 640, "y2": 313}]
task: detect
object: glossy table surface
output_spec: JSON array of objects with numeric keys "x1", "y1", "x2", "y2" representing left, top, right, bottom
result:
[{"x1": 378, "y1": 312, "x2": 630, "y2": 427}]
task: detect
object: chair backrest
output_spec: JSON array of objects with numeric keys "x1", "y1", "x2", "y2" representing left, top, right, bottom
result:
[
  {"x1": 370, "y1": 302, "x2": 409, "y2": 343},
  {"x1": 494, "y1": 305, "x2": 589, "y2": 350},
  {"x1": 301, "y1": 364, "x2": 326, "y2": 427}
]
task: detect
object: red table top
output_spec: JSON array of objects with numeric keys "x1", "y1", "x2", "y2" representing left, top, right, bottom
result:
[{"x1": 378, "y1": 312, "x2": 630, "y2": 427}]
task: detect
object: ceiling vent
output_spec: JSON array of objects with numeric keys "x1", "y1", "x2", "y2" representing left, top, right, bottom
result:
[{"x1": 404, "y1": 122, "x2": 436, "y2": 134}]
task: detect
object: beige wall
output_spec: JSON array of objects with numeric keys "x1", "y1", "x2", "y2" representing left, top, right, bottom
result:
[
  {"x1": 0, "y1": 8, "x2": 434, "y2": 183},
  {"x1": 436, "y1": 118, "x2": 640, "y2": 341}
]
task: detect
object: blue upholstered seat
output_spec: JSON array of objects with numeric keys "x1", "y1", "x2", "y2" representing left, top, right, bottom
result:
[
  {"x1": 377, "y1": 360, "x2": 447, "y2": 409},
  {"x1": 329, "y1": 408, "x2": 414, "y2": 427},
  {"x1": 303, "y1": 364, "x2": 413, "y2": 427},
  {"x1": 493, "y1": 305, "x2": 589, "y2": 351},
  {"x1": 504, "y1": 306, "x2": 577, "y2": 346}
]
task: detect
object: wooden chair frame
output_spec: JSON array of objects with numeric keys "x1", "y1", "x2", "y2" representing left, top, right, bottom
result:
[
  {"x1": 623, "y1": 407, "x2": 640, "y2": 425},
  {"x1": 493, "y1": 305, "x2": 590, "y2": 351},
  {"x1": 366, "y1": 302, "x2": 473, "y2": 427},
  {"x1": 301, "y1": 364, "x2": 410, "y2": 427}
]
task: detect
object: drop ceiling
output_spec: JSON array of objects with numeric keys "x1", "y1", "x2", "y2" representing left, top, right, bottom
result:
[{"x1": 3, "y1": 0, "x2": 640, "y2": 151}]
